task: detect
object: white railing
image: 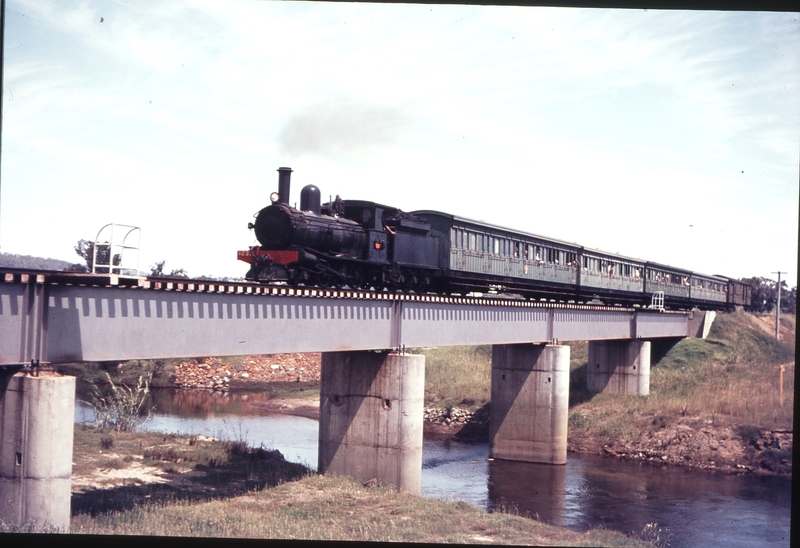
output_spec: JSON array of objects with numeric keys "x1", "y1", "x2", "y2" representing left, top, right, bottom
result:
[
  {"x1": 649, "y1": 291, "x2": 665, "y2": 310},
  {"x1": 92, "y1": 224, "x2": 141, "y2": 275}
]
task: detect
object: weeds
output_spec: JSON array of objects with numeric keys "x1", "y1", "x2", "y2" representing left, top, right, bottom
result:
[
  {"x1": 81, "y1": 370, "x2": 154, "y2": 432},
  {"x1": 0, "y1": 518, "x2": 66, "y2": 534},
  {"x1": 640, "y1": 522, "x2": 671, "y2": 548},
  {"x1": 568, "y1": 411, "x2": 588, "y2": 430}
]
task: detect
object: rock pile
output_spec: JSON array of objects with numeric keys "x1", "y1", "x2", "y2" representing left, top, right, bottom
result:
[
  {"x1": 171, "y1": 353, "x2": 321, "y2": 390},
  {"x1": 423, "y1": 406, "x2": 489, "y2": 427}
]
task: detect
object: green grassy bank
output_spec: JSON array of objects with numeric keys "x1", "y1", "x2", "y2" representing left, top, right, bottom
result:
[{"x1": 570, "y1": 312, "x2": 794, "y2": 427}]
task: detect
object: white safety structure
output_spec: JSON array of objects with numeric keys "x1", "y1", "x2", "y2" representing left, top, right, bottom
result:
[{"x1": 91, "y1": 223, "x2": 141, "y2": 275}]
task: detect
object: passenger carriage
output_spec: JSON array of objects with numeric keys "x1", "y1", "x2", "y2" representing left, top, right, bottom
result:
[
  {"x1": 689, "y1": 272, "x2": 729, "y2": 308},
  {"x1": 413, "y1": 210, "x2": 580, "y2": 298}
]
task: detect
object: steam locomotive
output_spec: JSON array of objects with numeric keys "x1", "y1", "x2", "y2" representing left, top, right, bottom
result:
[{"x1": 238, "y1": 168, "x2": 751, "y2": 310}]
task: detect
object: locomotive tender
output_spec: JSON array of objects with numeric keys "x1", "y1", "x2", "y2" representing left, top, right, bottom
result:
[{"x1": 239, "y1": 168, "x2": 751, "y2": 310}]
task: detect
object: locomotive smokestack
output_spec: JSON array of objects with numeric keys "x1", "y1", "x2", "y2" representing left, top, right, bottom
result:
[{"x1": 277, "y1": 167, "x2": 293, "y2": 204}]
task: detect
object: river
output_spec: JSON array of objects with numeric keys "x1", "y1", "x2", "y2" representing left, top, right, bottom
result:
[{"x1": 74, "y1": 388, "x2": 791, "y2": 547}]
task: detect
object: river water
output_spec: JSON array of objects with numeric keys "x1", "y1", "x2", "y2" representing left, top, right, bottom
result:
[{"x1": 74, "y1": 388, "x2": 791, "y2": 547}]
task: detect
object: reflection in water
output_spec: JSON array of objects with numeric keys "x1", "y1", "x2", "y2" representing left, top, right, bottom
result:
[
  {"x1": 487, "y1": 454, "x2": 791, "y2": 547},
  {"x1": 488, "y1": 459, "x2": 567, "y2": 523},
  {"x1": 147, "y1": 388, "x2": 287, "y2": 418}
]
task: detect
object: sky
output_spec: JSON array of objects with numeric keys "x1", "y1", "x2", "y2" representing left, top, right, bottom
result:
[{"x1": 1, "y1": 1, "x2": 798, "y2": 287}]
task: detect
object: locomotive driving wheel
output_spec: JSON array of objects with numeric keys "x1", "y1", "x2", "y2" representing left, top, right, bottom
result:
[
  {"x1": 344, "y1": 264, "x2": 364, "y2": 290},
  {"x1": 316, "y1": 272, "x2": 333, "y2": 288}
]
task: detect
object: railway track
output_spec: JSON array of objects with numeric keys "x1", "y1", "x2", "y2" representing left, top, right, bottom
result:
[{"x1": 2, "y1": 268, "x2": 685, "y2": 314}]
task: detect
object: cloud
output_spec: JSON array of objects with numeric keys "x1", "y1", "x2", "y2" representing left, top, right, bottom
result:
[{"x1": 278, "y1": 98, "x2": 410, "y2": 158}]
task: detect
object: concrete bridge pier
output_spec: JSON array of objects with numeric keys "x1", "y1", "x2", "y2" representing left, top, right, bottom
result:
[
  {"x1": 489, "y1": 344, "x2": 570, "y2": 465},
  {"x1": 587, "y1": 340, "x2": 651, "y2": 396},
  {"x1": 318, "y1": 351, "x2": 424, "y2": 493},
  {"x1": 0, "y1": 371, "x2": 75, "y2": 531}
]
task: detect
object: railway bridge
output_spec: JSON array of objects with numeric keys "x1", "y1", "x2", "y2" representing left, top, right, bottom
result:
[{"x1": 0, "y1": 269, "x2": 715, "y2": 530}]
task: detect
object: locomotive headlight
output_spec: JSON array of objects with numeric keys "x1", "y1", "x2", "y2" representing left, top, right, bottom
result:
[{"x1": 270, "y1": 192, "x2": 280, "y2": 203}]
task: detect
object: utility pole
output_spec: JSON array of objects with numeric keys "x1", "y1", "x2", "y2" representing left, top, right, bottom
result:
[{"x1": 771, "y1": 271, "x2": 786, "y2": 340}]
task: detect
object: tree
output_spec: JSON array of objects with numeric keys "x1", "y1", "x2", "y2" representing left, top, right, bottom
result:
[
  {"x1": 150, "y1": 260, "x2": 188, "y2": 278},
  {"x1": 742, "y1": 276, "x2": 796, "y2": 314},
  {"x1": 781, "y1": 285, "x2": 796, "y2": 315},
  {"x1": 74, "y1": 239, "x2": 120, "y2": 273}
]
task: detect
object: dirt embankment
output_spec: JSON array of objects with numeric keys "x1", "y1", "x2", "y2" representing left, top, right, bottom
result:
[{"x1": 569, "y1": 413, "x2": 792, "y2": 476}]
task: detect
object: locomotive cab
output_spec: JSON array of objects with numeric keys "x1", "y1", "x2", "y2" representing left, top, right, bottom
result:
[{"x1": 324, "y1": 199, "x2": 439, "y2": 269}]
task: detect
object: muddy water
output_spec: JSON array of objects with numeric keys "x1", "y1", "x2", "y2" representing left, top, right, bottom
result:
[{"x1": 75, "y1": 389, "x2": 791, "y2": 547}]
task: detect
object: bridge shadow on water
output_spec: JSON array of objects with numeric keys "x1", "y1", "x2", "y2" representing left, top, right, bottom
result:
[{"x1": 71, "y1": 442, "x2": 311, "y2": 517}]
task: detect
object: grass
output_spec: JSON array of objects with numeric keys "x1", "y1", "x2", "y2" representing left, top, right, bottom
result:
[
  {"x1": 564, "y1": 311, "x2": 795, "y2": 459},
  {"x1": 420, "y1": 345, "x2": 492, "y2": 411},
  {"x1": 646, "y1": 312, "x2": 794, "y2": 426},
  {"x1": 66, "y1": 438, "x2": 649, "y2": 546}
]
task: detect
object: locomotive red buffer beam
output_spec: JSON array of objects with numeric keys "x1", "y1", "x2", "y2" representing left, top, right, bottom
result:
[{"x1": 237, "y1": 247, "x2": 299, "y2": 265}]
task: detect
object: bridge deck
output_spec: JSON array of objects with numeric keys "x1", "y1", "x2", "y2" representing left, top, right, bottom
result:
[{"x1": 1, "y1": 270, "x2": 691, "y2": 365}]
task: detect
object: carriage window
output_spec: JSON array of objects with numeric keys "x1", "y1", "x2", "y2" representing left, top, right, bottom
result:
[
  {"x1": 493, "y1": 239, "x2": 500, "y2": 255},
  {"x1": 469, "y1": 232, "x2": 476, "y2": 251}
]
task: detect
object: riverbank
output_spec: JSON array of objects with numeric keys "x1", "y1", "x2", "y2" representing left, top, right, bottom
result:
[{"x1": 57, "y1": 426, "x2": 650, "y2": 546}]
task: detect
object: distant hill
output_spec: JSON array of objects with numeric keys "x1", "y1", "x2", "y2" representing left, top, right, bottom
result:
[{"x1": 0, "y1": 252, "x2": 86, "y2": 272}]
